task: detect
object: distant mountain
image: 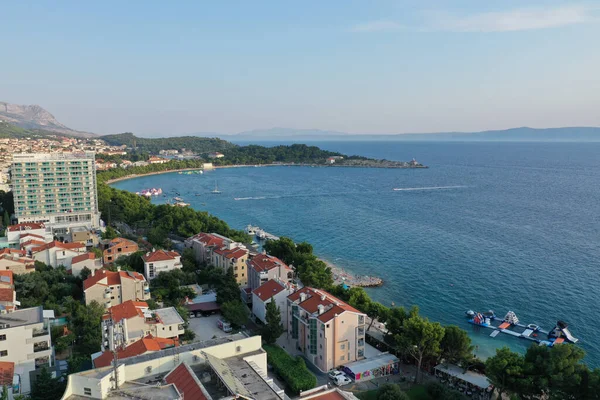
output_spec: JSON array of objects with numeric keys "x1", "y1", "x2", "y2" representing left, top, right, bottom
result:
[
  {"x1": 0, "y1": 101, "x2": 95, "y2": 138},
  {"x1": 101, "y1": 132, "x2": 237, "y2": 154},
  {"x1": 213, "y1": 126, "x2": 600, "y2": 142}
]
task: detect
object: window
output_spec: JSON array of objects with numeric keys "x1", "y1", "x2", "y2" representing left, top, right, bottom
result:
[
  {"x1": 320, "y1": 344, "x2": 322, "y2": 349},
  {"x1": 169, "y1": 326, "x2": 172, "y2": 331},
  {"x1": 0, "y1": 335, "x2": 5, "y2": 341},
  {"x1": 340, "y1": 355, "x2": 345, "y2": 361},
  {"x1": 340, "y1": 344, "x2": 345, "y2": 350},
  {"x1": 0, "y1": 351, "x2": 7, "y2": 357},
  {"x1": 84, "y1": 388, "x2": 92, "y2": 396}
]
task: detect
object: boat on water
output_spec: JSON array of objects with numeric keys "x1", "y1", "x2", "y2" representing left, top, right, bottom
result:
[
  {"x1": 211, "y1": 181, "x2": 221, "y2": 194},
  {"x1": 465, "y1": 310, "x2": 578, "y2": 346},
  {"x1": 135, "y1": 188, "x2": 163, "y2": 197},
  {"x1": 173, "y1": 201, "x2": 190, "y2": 207},
  {"x1": 245, "y1": 225, "x2": 259, "y2": 235},
  {"x1": 173, "y1": 197, "x2": 183, "y2": 202}
]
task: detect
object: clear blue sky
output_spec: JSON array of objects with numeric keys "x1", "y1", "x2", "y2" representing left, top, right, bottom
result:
[{"x1": 1, "y1": 1, "x2": 599, "y2": 135}]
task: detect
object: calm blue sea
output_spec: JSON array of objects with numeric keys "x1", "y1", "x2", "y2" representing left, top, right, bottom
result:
[{"x1": 112, "y1": 141, "x2": 600, "y2": 366}]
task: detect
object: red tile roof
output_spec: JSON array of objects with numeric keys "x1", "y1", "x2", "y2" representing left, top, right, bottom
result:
[
  {"x1": 142, "y1": 250, "x2": 180, "y2": 262},
  {"x1": 165, "y1": 362, "x2": 208, "y2": 400},
  {"x1": 0, "y1": 271, "x2": 14, "y2": 285},
  {"x1": 303, "y1": 389, "x2": 347, "y2": 400},
  {"x1": 253, "y1": 279, "x2": 286, "y2": 302},
  {"x1": 213, "y1": 246, "x2": 248, "y2": 259},
  {"x1": 106, "y1": 300, "x2": 148, "y2": 322},
  {"x1": 248, "y1": 254, "x2": 290, "y2": 273},
  {"x1": 0, "y1": 361, "x2": 14, "y2": 386},
  {"x1": 93, "y1": 335, "x2": 178, "y2": 368},
  {"x1": 0, "y1": 249, "x2": 25, "y2": 257},
  {"x1": 83, "y1": 268, "x2": 146, "y2": 290},
  {"x1": 71, "y1": 252, "x2": 96, "y2": 265},
  {"x1": 0, "y1": 289, "x2": 14, "y2": 303},
  {"x1": 7, "y1": 223, "x2": 45, "y2": 232},
  {"x1": 190, "y1": 233, "x2": 226, "y2": 248},
  {"x1": 19, "y1": 233, "x2": 44, "y2": 239},
  {"x1": 30, "y1": 241, "x2": 84, "y2": 254},
  {"x1": 288, "y1": 287, "x2": 362, "y2": 322}
]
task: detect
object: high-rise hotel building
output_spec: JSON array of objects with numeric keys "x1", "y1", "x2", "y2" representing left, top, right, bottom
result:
[{"x1": 11, "y1": 152, "x2": 101, "y2": 233}]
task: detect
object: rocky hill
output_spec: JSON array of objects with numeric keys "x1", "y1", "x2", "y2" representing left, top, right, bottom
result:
[{"x1": 0, "y1": 101, "x2": 94, "y2": 137}]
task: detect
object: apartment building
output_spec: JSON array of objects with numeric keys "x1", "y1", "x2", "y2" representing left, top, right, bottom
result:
[
  {"x1": 83, "y1": 269, "x2": 150, "y2": 309},
  {"x1": 102, "y1": 238, "x2": 139, "y2": 265},
  {"x1": 92, "y1": 335, "x2": 178, "y2": 368},
  {"x1": 0, "y1": 223, "x2": 53, "y2": 249},
  {"x1": 10, "y1": 153, "x2": 101, "y2": 235},
  {"x1": 0, "y1": 307, "x2": 54, "y2": 394},
  {"x1": 286, "y1": 287, "x2": 367, "y2": 372},
  {"x1": 30, "y1": 241, "x2": 86, "y2": 269},
  {"x1": 101, "y1": 301, "x2": 184, "y2": 352},
  {"x1": 70, "y1": 253, "x2": 102, "y2": 277},
  {"x1": 212, "y1": 243, "x2": 249, "y2": 286},
  {"x1": 0, "y1": 249, "x2": 35, "y2": 274},
  {"x1": 248, "y1": 254, "x2": 294, "y2": 291},
  {"x1": 0, "y1": 271, "x2": 17, "y2": 313},
  {"x1": 252, "y1": 279, "x2": 294, "y2": 327},
  {"x1": 141, "y1": 250, "x2": 182, "y2": 281},
  {"x1": 69, "y1": 226, "x2": 99, "y2": 249},
  {"x1": 184, "y1": 232, "x2": 229, "y2": 264}
]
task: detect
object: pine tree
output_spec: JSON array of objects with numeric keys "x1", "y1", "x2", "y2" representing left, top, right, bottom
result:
[
  {"x1": 2, "y1": 211, "x2": 8, "y2": 228},
  {"x1": 262, "y1": 298, "x2": 284, "y2": 344}
]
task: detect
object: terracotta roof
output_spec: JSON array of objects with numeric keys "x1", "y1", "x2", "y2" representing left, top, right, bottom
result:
[
  {"x1": 0, "y1": 361, "x2": 14, "y2": 386},
  {"x1": 106, "y1": 300, "x2": 148, "y2": 322},
  {"x1": 30, "y1": 241, "x2": 84, "y2": 254},
  {"x1": 190, "y1": 233, "x2": 226, "y2": 248},
  {"x1": 213, "y1": 246, "x2": 248, "y2": 259},
  {"x1": 0, "y1": 249, "x2": 25, "y2": 257},
  {"x1": 19, "y1": 233, "x2": 44, "y2": 239},
  {"x1": 253, "y1": 280, "x2": 286, "y2": 302},
  {"x1": 248, "y1": 254, "x2": 290, "y2": 273},
  {"x1": 93, "y1": 335, "x2": 177, "y2": 368},
  {"x1": 288, "y1": 287, "x2": 362, "y2": 321},
  {"x1": 0, "y1": 271, "x2": 13, "y2": 285},
  {"x1": 108, "y1": 237, "x2": 138, "y2": 247},
  {"x1": 7, "y1": 223, "x2": 44, "y2": 232},
  {"x1": 20, "y1": 239, "x2": 46, "y2": 248},
  {"x1": 0, "y1": 289, "x2": 14, "y2": 303},
  {"x1": 72, "y1": 252, "x2": 96, "y2": 265},
  {"x1": 142, "y1": 250, "x2": 180, "y2": 262},
  {"x1": 83, "y1": 269, "x2": 146, "y2": 290},
  {"x1": 303, "y1": 389, "x2": 347, "y2": 400},
  {"x1": 165, "y1": 362, "x2": 208, "y2": 400}
]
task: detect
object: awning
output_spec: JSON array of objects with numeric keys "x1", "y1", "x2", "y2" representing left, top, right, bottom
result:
[
  {"x1": 434, "y1": 364, "x2": 490, "y2": 388},
  {"x1": 186, "y1": 302, "x2": 220, "y2": 312}
]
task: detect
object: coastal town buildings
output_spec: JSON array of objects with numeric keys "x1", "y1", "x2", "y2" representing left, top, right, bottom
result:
[
  {"x1": 0, "y1": 249, "x2": 35, "y2": 274},
  {"x1": 184, "y1": 232, "x2": 229, "y2": 264},
  {"x1": 211, "y1": 243, "x2": 250, "y2": 286},
  {"x1": 83, "y1": 269, "x2": 150, "y2": 309},
  {"x1": 252, "y1": 279, "x2": 293, "y2": 327},
  {"x1": 70, "y1": 252, "x2": 103, "y2": 277},
  {"x1": 0, "y1": 223, "x2": 53, "y2": 249},
  {"x1": 92, "y1": 335, "x2": 178, "y2": 368},
  {"x1": 287, "y1": 287, "x2": 367, "y2": 372},
  {"x1": 142, "y1": 249, "x2": 182, "y2": 280},
  {"x1": 0, "y1": 306, "x2": 54, "y2": 394},
  {"x1": 10, "y1": 153, "x2": 101, "y2": 235},
  {"x1": 62, "y1": 334, "x2": 285, "y2": 400},
  {"x1": 30, "y1": 240, "x2": 86, "y2": 269},
  {"x1": 101, "y1": 238, "x2": 139, "y2": 265},
  {"x1": 100, "y1": 300, "x2": 184, "y2": 352},
  {"x1": 248, "y1": 253, "x2": 294, "y2": 291},
  {"x1": 0, "y1": 271, "x2": 17, "y2": 313}
]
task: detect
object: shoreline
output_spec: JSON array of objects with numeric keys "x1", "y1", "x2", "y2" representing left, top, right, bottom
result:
[
  {"x1": 321, "y1": 259, "x2": 384, "y2": 288},
  {"x1": 103, "y1": 163, "x2": 427, "y2": 184}
]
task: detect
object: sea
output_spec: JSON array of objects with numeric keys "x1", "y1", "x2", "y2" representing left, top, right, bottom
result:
[{"x1": 111, "y1": 141, "x2": 600, "y2": 366}]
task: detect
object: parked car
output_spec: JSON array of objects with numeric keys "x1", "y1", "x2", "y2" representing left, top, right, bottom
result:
[
  {"x1": 333, "y1": 375, "x2": 352, "y2": 386},
  {"x1": 217, "y1": 319, "x2": 232, "y2": 333},
  {"x1": 328, "y1": 370, "x2": 345, "y2": 380}
]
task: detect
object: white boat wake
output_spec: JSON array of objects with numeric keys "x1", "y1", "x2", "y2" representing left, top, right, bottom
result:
[
  {"x1": 234, "y1": 196, "x2": 268, "y2": 201},
  {"x1": 393, "y1": 185, "x2": 467, "y2": 191}
]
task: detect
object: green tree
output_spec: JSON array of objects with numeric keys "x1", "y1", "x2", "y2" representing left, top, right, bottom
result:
[
  {"x1": 2, "y1": 210, "x2": 9, "y2": 228},
  {"x1": 395, "y1": 315, "x2": 445, "y2": 383},
  {"x1": 90, "y1": 247, "x2": 103, "y2": 258},
  {"x1": 102, "y1": 226, "x2": 118, "y2": 240},
  {"x1": 221, "y1": 300, "x2": 249, "y2": 329},
  {"x1": 485, "y1": 347, "x2": 525, "y2": 397},
  {"x1": 367, "y1": 302, "x2": 389, "y2": 331},
  {"x1": 262, "y1": 298, "x2": 284, "y2": 344},
  {"x1": 181, "y1": 248, "x2": 198, "y2": 272},
  {"x1": 79, "y1": 266, "x2": 92, "y2": 281},
  {"x1": 0, "y1": 385, "x2": 8, "y2": 400},
  {"x1": 217, "y1": 268, "x2": 241, "y2": 304},
  {"x1": 72, "y1": 301, "x2": 105, "y2": 356},
  {"x1": 30, "y1": 367, "x2": 66, "y2": 400},
  {"x1": 377, "y1": 384, "x2": 410, "y2": 400},
  {"x1": 440, "y1": 325, "x2": 474, "y2": 366}
]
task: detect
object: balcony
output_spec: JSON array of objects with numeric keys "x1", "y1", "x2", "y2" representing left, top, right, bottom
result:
[
  {"x1": 34, "y1": 342, "x2": 50, "y2": 353},
  {"x1": 32, "y1": 329, "x2": 49, "y2": 337},
  {"x1": 357, "y1": 327, "x2": 365, "y2": 336},
  {"x1": 34, "y1": 356, "x2": 51, "y2": 369}
]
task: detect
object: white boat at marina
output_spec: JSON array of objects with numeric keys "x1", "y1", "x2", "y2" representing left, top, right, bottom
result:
[{"x1": 211, "y1": 181, "x2": 221, "y2": 194}]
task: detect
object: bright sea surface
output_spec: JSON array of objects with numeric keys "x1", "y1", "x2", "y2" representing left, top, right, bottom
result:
[{"x1": 112, "y1": 141, "x2": 600, "y2": 366}]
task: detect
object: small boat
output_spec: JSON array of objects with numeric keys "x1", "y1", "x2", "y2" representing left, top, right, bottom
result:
[
  {"x1": 174, "y1": 197, "x2": 183, "y2": 202},
  {"x1": 211, "y1": 181, "x2": 221, "y2": 194}
]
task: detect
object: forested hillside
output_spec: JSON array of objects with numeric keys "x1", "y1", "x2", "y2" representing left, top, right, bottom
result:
[{"x1": 101, "y1": 132, "x2": 235, "y2": 154}]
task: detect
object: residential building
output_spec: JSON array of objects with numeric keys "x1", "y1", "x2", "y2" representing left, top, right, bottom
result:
[
  {"x1": 102, "y1": 238, "x2": 139, "y2": 265},
  {"x1": 0, "y1": 361, "x2": 17, "y2": 398},
  {"x1": 248, "y1": 254, "x2": 294, "y2": 291},
  {"x1": 0, "y1": 249, "x2": 35, "y2": 274},
  {"x1": 184, "y1": 232, "x2": 229, "y2": 264},
  {"x1": 69, "y1": 226, "x2": 99, "y2": 248},
  {"x1": 61, "y1": 334, "x2": 285, "y2": 400},
  {"x1": 1, "y1": 223, "x2": 53, "y2": 249},
  {"x1": 101, "y1": 301, "x2": 184, "y2": 351},
  {"x1": 299, "y1": 385, "x2": 359, "y2": 400},
  {"x1": 252, "y1": 279, "x2": 293, "y2": 327},
  {"x1": 92, "y1": 335, "x2": 178, "y2": 368},
  {"x1": 0, "y1": 271, "x2": 17, "y2": 313},
  {"x1": 0, "y1": 307, "x2": 54, "y2": 394},
  {"x1": 70, "y1": 253, "x2": 102, "y2": 277},
  {"x1": 147, "y1": 156, "x2": 168, "y2": 164},
  {"x1": 83, "y1": 269, "x2": 150, "y2": 309},
  {"x1": 212, "y1": 243, "x2": 249, "y2": 286},
  {"x1": 286, "y1": 287, "x2": 367, "y2": 372},
  {"x1": 10, "y1": 153, "x2": 101, "y2": 235},
  {"x1": 30, "y1": 241, "x2": 86, "y2": 269},
  {"x1": 142, "y1": 250, "x2": 182, "y2": 281}
]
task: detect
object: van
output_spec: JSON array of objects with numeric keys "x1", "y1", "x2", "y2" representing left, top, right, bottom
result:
[{"x1": 217, "y1": 319, "x2": 232, "y2": 333}]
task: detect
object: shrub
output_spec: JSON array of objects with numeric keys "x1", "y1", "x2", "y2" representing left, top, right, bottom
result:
[{"x1": 263, "y1": 344, "x2": 316, "y2": 394}]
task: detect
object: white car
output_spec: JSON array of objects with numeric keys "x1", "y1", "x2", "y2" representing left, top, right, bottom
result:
[
  {"x1": 333, "y1": 375, "x2": 352, "y2": 386},
  {"x1": 328, "y1": 370, "x2": 344, "y2": 380}
]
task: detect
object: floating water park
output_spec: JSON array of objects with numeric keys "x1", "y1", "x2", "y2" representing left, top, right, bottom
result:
[
  {"x1": 466, "y1": 310, "x2": 578, "y2": 346},
  {"x1": 135, "y1": 188, "x2": 162, "y2": 197}
]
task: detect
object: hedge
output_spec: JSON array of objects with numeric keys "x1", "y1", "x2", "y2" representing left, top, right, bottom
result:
[{"x1": 264, "y1": 344, "x2": 317, "y2": 394}]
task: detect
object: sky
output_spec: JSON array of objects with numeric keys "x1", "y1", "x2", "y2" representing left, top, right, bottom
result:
[{"x1": 1, "y1": 1, "x2": 600, "y2": 136}]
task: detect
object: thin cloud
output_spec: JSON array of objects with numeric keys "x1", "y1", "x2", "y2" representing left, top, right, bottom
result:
[{"x1": 353, "y1": 5, "x2": 600, "y2": 33}]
